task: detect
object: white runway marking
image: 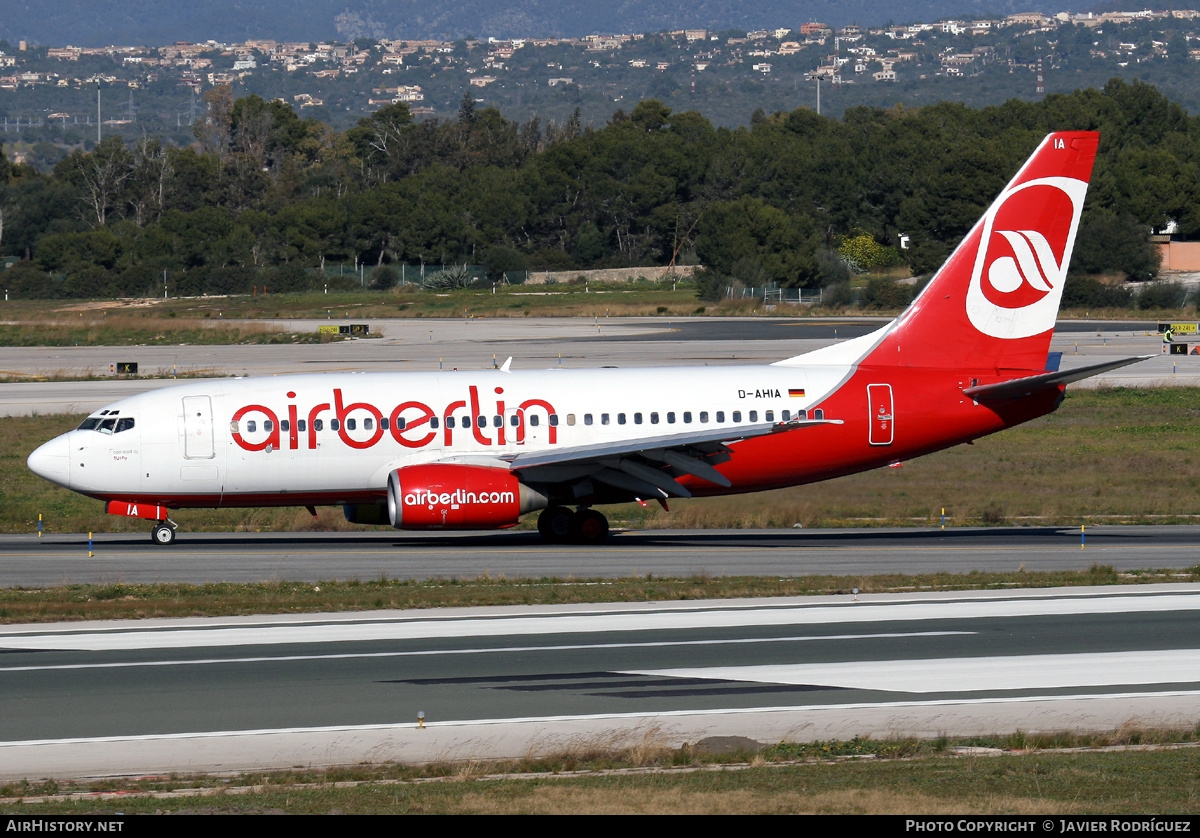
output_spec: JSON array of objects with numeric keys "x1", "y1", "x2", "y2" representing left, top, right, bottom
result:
[
  {"x1": 0, "y1": 631, "x2": 967, "y2": 672},
  {"x1": 0, "y1": 591, "x2": 1195, "y2": 652},
  {"x1": 626, "y1": 649, "x2": 1200, "y2": 693}
]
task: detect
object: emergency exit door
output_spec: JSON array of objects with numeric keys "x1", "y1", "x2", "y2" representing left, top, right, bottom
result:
[{"x1": 867, "y1": 384, "x2": 894, "y2": 446}]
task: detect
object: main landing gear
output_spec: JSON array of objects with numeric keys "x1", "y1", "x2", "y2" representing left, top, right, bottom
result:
[
  {"x1": 150, "y1": 520, "x2": 177, "y2": 545},
  {"x1": 537, "y1": 506, "x2": 609, "y2": 544}
]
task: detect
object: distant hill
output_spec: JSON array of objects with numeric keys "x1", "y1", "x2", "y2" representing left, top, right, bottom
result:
[{"x1": 2, "y1": 1, "x2": 1099, "y2": 47}]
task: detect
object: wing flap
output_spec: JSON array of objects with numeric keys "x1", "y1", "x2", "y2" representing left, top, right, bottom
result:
[
  {"x1": 507, "y1": 419, "x2": 838, "y2": 471},
  {"x1": 508, "y1": 418, "x2": 840, "y2": 498}
]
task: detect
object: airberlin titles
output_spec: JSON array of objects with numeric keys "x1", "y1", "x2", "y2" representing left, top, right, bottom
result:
[{"x1": 230, "y1": 385, "x2": 559, "y2": 452}]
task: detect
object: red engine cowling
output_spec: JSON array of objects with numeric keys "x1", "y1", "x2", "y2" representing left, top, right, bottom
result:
[{"x1": 387, "y1": 464, "x2": 546, "y2": 530}]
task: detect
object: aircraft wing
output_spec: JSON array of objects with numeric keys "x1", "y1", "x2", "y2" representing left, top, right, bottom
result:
[
  {"x1": 505, "y1": 418, "x2": 841, "y2": 499},
  {"x1": 963, "y1": 356, "x2": 1151, "y2": 401}
]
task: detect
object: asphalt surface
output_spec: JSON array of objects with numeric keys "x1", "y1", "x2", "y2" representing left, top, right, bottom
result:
[
  {"x1": 1, "y1": 584, "x2": 1195, "y2": 779},
  {"x1": 2, "y1": 526, "x2": 1199, "y2": 586}
]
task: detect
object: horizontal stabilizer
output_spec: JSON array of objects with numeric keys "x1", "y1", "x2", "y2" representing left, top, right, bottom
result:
[{"x1": 963, "y1": 356, "x2": 1151, "y2": 400}]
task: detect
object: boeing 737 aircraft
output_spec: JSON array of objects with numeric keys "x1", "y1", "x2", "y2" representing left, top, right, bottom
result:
[{"x1": 27, "y1": 131, "x2": 1144, "y2": 545}]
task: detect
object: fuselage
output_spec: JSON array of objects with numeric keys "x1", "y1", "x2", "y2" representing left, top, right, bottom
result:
[{"x1": 27, "y1": 353, "x2": 1059, "y2": 511}]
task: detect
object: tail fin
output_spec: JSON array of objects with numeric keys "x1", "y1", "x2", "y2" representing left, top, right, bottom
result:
[{"x1": 875, "y1": 131, "x2": 1099, "y2": 372}]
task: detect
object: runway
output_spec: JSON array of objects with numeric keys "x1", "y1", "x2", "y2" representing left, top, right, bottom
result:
[
  {"x1": 1, "y1": 584, "x2": 1196, "y2": 780},
  {"x1": 3, "y1": 525, "x2": 1199, "y2": 585}
]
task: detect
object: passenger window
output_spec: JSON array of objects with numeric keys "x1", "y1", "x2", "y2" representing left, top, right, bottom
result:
[
  {"x1": 446, "y1": 416, "x2": 457, "y2": 429},
  {"x1": 716, "y1": 411, "x2": 725, "y2": 422},
  {"x1": 430, "y1": 417, "x2": 439, "y2": 429},
  {"x1": 511, "y1": 415, "x2": 520, "y2": 426},
  {"x1": 699, "y1": 411, "x2": 708, "y2": 423},
  {"x1": 281, "y1": 420, "x2": 290, "y2": 432},
  {"x1": 330, "y1": 419, "x2": 340, "y2": 431},
  {"x1": 732, "y1": 411, "x2": 741, "y2": 422},
  {"x1": 650, "y1": 412, "x2": 659, "y2": 424},
  {"x1": 549, "y1": 414, "x2": 559, "y2": 426},
  {"x1": 364, "y1": 418, "x2": 373, "y2": 430},
  {"x1": 782, "y1": 410, "x2": 790, "y2": 421},
  {"x1": 346, "y1": 418, "x2": 356, "y2": 431},
  {"x1": 667, "y1": 412, "x2": 676, "y2": 424},
  {"x1": 618, "y1": 413, "x2": 626, "y2": 425},
  {"x1": 246, "y1": 420, "x2": 257, "y2": 433},
  {"x1": 601, "y1": 413, "x2": 610, "y2": 425},
  {"x1": 298, "y1": 420, "x2": 307, "y2": 432},
  {"x1": 380, "y1": 418, "x2": 388, "y2": 430},
  {"x1": 264, "y1": 420, "x2": 274, "y2": 432},
  {"x1": 477, "y1": 416, "x2": 486, "y2": 429},
  {"x1": 567, "y1": 414, "x2": 576, "y2": 426},
  {"x1": 493, "y1": 415, "x2": 502, "y2": 428},
  {"x1": 683, "y1": 412, "x2": 692, "y2": 423},
  {"x1": 229, "y1": 420, "x2": 239, "y2": 433},
  {"x1": 634, "y1": 413, "x2": 643, "y2": 424},
  {"x1": 530, "y1": 415, "x2": 540, "y2": 427},
  {"x1": 765, "y1": 411, "x2": 774, "y2": 422},
  {"x1": 798, "y1": 410, "x2": 808, "y2": 420},
  {"x1": 814, "y1": 409, "x2": 824, "y2": 420},
  {"x1": 584, "y1": 414, "x2": 593, "y2": 426},
  {"x1": 749, "y1": 411, "x2": 758, "y2": 422},
  {"x1": 313, "y1": 419, "x2": 323, "y2": 431}
]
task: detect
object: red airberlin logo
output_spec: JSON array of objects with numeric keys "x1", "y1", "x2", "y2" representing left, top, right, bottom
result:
[
  {"x1": 978, "y1": 182, "x2": 1074, "y2": 310},
  {"x1": 230, "y1": 386, "x2": 558, "y2": 453}
]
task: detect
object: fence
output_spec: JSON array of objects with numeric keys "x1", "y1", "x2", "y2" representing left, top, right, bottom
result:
[{"x1": 726, "y1": 284, "x2": 829, "y2": 304}]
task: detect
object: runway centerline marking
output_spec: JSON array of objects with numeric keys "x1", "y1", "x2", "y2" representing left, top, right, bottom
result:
[{"x1": 0, "y1": 631, "x2": 970, "y2": 672}]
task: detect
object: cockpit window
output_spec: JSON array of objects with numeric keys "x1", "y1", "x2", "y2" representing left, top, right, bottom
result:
[{"x1": 79, "y1": 415, "x2": 135, "y2": 434}]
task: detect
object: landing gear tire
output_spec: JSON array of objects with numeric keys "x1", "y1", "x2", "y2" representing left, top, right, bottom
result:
[
  {"x1": 570, "y1": 509, "x2": 609, "y2": 544},
  {"x1": 151, "y1": 522, "x2": 176, "y2": 546},
  {"x1": 537, "y1": 506, "x2": 574, "y2": 543}
]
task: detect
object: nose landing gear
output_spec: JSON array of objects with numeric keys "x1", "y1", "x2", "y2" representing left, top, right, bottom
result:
[{"x1": 151, "y1": 520, "x2": 177, "y2": 545}]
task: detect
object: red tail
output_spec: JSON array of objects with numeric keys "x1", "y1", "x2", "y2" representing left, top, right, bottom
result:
[{"x1": 872, "y1": 132, "x2": 1099, "y2": 373}]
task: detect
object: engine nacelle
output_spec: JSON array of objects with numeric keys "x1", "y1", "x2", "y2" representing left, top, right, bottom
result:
[{"x1": 387, "y1": 464, "x2": 547, "y2": 530}]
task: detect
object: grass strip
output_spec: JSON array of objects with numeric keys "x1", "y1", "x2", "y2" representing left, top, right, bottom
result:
[
  {"x1": 3, "y1": 733, "x2": 1199, "y2": 814},
  {"x1": 3, "y1": 286, "x2": 1184, "y2": 326},
  {"x1": 2, "y1": 566, "x2": 1197, "y2": 623}
]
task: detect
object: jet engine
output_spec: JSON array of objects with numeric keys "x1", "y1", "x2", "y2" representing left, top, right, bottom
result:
[{"x1": 386, "y1": 464, "x2": 547, "y2": 530}]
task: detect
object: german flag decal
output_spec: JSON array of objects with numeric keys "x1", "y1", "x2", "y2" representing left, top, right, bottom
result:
[{"x1": 788, "y1": 388, "x2": 806, "y2": 397}]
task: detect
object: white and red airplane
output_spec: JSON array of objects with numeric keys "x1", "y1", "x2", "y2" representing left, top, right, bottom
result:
[{"x1": 27, "y1": 131, "x2": 1144, "y2": 545}]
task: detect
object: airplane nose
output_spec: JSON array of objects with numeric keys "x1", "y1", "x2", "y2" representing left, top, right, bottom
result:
[{"x1": 27, "y1": 434, "x2": 71, "y2": 488}]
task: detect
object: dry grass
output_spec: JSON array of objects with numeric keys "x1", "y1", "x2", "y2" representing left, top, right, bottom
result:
[
  {"x1": 5, "y1": 740, "x2": 1199, "y2": 814},
  {"x1": 0, "y1": 314, "x2": 330, "y2": 346},
  {"x1": 0, "y1": 566, "x2": 1194, "y2": 623}
]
